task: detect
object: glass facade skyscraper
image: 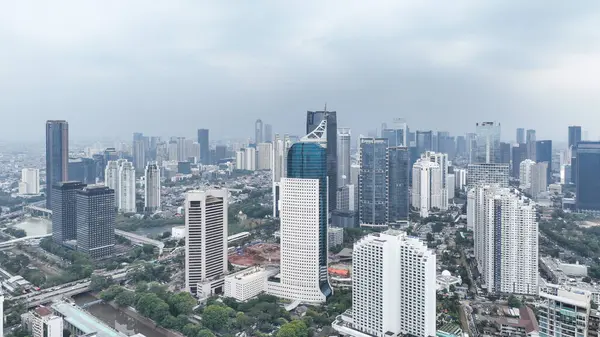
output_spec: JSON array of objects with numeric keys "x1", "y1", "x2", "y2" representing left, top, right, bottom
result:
[
  {"x1": 416, "y1": 131, "x2": 433, "y2": 156},
  {"x1": 382, "y1": 128, "x2": 404, "y2": 147},
  {"x1": 46, "y1": 120, "x2": 69, "y2": 208},
  {"x1": 388, "y1": 147, "x2": 410, "y2": 223},
  {"x1": 536, "y1": 140, "x2": 553, "y2": 179},
  {"x1": 568, "y1": 126, "x2": 582, "y2": 149},
  {"x1": 575, "y1": 142, "x2": 600, "y2": 212},
  {"x1": 307, "y1": 110, "x2": 337, "y2": 211},
  {"x1": 359, "y1": 138, "x2": 388, "y2": 226},
  {"x1": 197, "y1": 129, "x2": 210, "y2": 165},
  {"x1": 475, "y1": 122, "x2": 501, "y2": 164}
]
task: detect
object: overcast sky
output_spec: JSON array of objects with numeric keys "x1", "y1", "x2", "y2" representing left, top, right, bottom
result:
[{"x1": 2, "y1": 1, "x2": 600, "y2": 143}]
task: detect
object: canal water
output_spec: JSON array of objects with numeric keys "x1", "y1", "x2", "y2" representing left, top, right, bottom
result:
[
  {"x1": 11, "y1": 217, "x2": 51, "y2": 236},
  {"x1": 73, "y1": 293, "x2": 167, "y2": 337}
]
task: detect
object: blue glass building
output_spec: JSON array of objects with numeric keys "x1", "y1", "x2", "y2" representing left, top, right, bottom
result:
[
  {"x1": 359, "y1": 138, "x2": 388, "y2": 226},
  {"x1": 388, "y1": 147, "x2": 410, "y2": 223},
  {"x1": 46, "y1": 120, "x2": 69, "y2": 208},
  {"x1": 575, "y1": 142, "x2": 600, "y2": 212}
]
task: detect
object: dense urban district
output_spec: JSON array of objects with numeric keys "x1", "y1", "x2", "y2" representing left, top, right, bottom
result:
[{"x1": 0, "y1": 117, "x2": 598, "y2": 337}]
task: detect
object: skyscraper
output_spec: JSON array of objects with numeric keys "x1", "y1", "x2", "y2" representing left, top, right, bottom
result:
[
  {"x1": 197, "y1": 129, "x2": 210, "y2": 165},
  {"x1": 466, "y1": 163, "x2": 509, "y2": 190},
  {"x1": 575, "y1": 142, "x2": 600, "y2": 212},
  {"x1": 267, "y1": 119, "x2": 332, "y2": 303},
  {"x1": 257, "y1": 142, "x2": 273, "y2": 170},
  {"x1": 568, "y1": 126, "x2": 582, "y2": 149},
  {"x1": 185, "y1": 189, "x2": 228, "y2": 297},
  {"x1": 307, "y1": 109, "x2": 338, "y2": 211},
  {"x1": 536, "y1": 140, "x2": 553, "y2": 179},
  {"x1": 244, "y1": 147, "x2": 256, "y2": 171},
  {"x1": 511, "y1": 143, "x2": 528, "y2": 178},
  {"x1": 104, "y1": 160, "x2": 121, "y2": 209},
  {"x1": 52, "y1": 181, "x2": 86, "y2": 245},
  {"x1": 358, "y1": 138, "x2": 388, "y2": 227},
  {"x1": 388, "y1": 147, "x2": 410, "y2": 223},
  {"x1": 416, "y1": 130, "x2": 433, "y2": 156},
  {"x1": 337, "y1": 128, "x2": 351, "y2": 187},
  {"x1": 19, "y1": 168, "x2": 40, "y2": 195},
  {"x1": 471, "y1": 186, "x2": 538, "y2": 295},
  {"x1": 520, "y1": 160, "x2": 547, "y2": 199},
  {"x1": 412, "y1": 159, "x2": 442, "y2": 217},
  {"x1": 421, "y1": 151, "x2": 449, "y2": 209},
  {"x1": 76, "y1": 185, "x2": 115, "y2": 259},
  {"x1": 272, "y1": 134, "x2": 292, "y2": 218},
  {"x1": 526, "y1": 129, "x2": 536, "y2": 160},
  {"x1": 255, "y1": 119, "x2": 263, "y2": 144},
  {"x1": 516, "y1": 128, "x2": 525, "y2": 144},
  {"x1": 474, "y1": 122, "x2": 501, "y2": 164},
  {"x1": 118, "y1": 161, "x2": 136, "y2": 213},
  {"x1": 332, "y1": 229, "x2": 436, "y2": 337},
  {"x1": 264, "y1": 123, "x2": 273, "y2": 143},
  {"x1": 46, "y1": 120, "x2": 69, "y2": 208},
  {"x1": 132, "y1": 132, "x2": 147, "y2": 170},
  {"x1": 144, "y1": 163, "x2": 161, "y2": 213},
  {"x1": 499, "y1": 142, "x2": 511, "y2": 164}
]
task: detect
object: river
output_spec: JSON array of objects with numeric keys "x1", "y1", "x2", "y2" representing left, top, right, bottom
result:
[
  {"x1": 11, "y1": 217, "x2": 51, "y2": 236},
  {"x1": 73, "y1": 293, "x2": 167, "y2": 337},
  {"x1": 131, "y1": 225, "x2": 177, "y2": 237}
]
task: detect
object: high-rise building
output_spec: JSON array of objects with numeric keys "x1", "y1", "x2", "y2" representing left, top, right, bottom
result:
[
  {"x1": 104, "y1": 161, "x2": 120, "y2": 208},
  {"x1": 421, "y1": 151, "x2": 449, "y2": 209},
  {"x1": 118, "y1": 161, "x2": 136, "y2": 213},
  {"x1": 255, "y1": 119, "x2": 263, "y2": 144},
  {"x1": 185, "y1": 189, "x2": 228, "y2": 297},
  {"x1": 46, "y1": 120, "x2": 69, "y2": 208},
  {"x1": 358, "y1": 138, "x2": 388, "y2": 227},
  {"x1": 466, "y1": 163, "x2": 510, "y2": 190},
  {"x1": 244, "y1": 147, "x2": 256, "y2": 171},
  {"x1": 336, "y1": 185, "x2": 355, "y2": 212},
  {"x1": 307, "y1": 110, "x2": 338, "y2": 211},
  {"x1": 267, "y1": 119, "x2": 332, "y2": 303},
  {"x1": 511, "y1": 143, "x2": 528, "y2": 178},
  {"x1": 412, "y1": 159, "x2": 442, "y2": 217},
  {"x1": 76, "y1": 185, "x2": 115, "y2": 259},
  {"x1": 19, "y1": 168, "x2": 40, "y2": 195},
  {"x1": 475, "y1": 122, "x2": 501, "y2": 164},
  {"x1": 144, "y1": 163, "x2": 161, "y2": 213},
  {"x1": 388, "y1": 147, "x2": 410, "y2": 223},
  {"x1": 536, "y1": 140, "x2": 553, "y2": 178},
  {"x1": 132, "y1": 132, "x2": 147, "y2": 170},
  {"x1": 197, "y1": 129, "x2": 210, "y2": 165},
  {"x1": 416, "y1": 130, "x2": 433, "y2": 156},
  {"x1": 471, "y1": 186, "x2": 538, "y2": 295},
  {"x1": 538, "y1": 285, "x2": 591, "y2": 337},
  {"x1": 456, "y1": 135, "x2": 466, "y2": 157},
  {"x1": 520, "y1": 160, "x2": 547, "y2": 199},
  {"x1": 257, "y1": 142, "x2": 272, "y2": 170},
  {"x1": 526, "y1": 129, "x2": 536, "y2": 160},
  {"x1": 332, "y1": 229, "x2": 436, "y2": 337},
  {"x1": 68, "y1": 158, "x2": 96, "y2": 185},
  {"x1": 264, "y1": 123, "x2": 273, "y2": 143},
  {"x1": 382, "y1": 128, "x2": 404, "y2": 147},
  {"x1": 272, "y1": 134, "x2": 292, "y2": 218},
  {"x1": 568, "y1": 126, "x2": 582, "y2": 150},
  {"x1": 516, "y1": 128, "x2": 525, "y2": 144},
  {"x1": 215, "y1": 145, "x2": 227, "y2": 163},
  {"x1": 337, "y1": 128, "x2": 351, "y2": 187},
  {"x1": 52, "y1": 181, "x2": 86, "y2": 245},
  {"x1": 176, "y1": 137, "x2": 187, "y2": 162},
  {"x1": 499, "y1": 142, "x2": 511, "y2": 164},
  {"x1": 575, "y1": 142, "x2": 600, "y2": 212},
  {"x1": 235, "y1": 149, "x2": 245, "y2": 170}
]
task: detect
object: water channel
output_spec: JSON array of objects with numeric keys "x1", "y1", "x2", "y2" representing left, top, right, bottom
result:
[
  {"x1": 73, "y1": 293, "x2": 168, "y2": 337},
  {"x1": 11, "y1": 217, "x2": 51, "y2": 236}
]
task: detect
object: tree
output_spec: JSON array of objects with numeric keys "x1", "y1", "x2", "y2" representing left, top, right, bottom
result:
[
  {"x1": 90, "y1": 275, "x2": 113, "y2": 292},
  {"x1": 182, "y1": 323, "x2": 203, "y2": 337},
  {"x1": 202, "y1": 305, "x2": 230, "y2": 331},
  {"x1": 198, "y1": 329, "x2": 216, "y2": 337},
  {"x1": 277, "y1": 320, "x2": 308, "y2": 337},
  {"x1": 168, "y1": 292, "x2": 197, "y2": 316},
  {"x1": 508, "y1": 295, "x2": 522, "y2": 308},
  {"x1": 426, "y1": 233, "x2": 434, "y2": 242},
  {"x1": 100, "y1": 285, "x2": 124, "y2": 301},
  {"x1": 115, "y1": 290, "x2": 136, "y2": 307}
]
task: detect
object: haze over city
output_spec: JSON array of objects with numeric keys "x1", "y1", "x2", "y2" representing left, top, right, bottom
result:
[{"x1": 2, "y1": 1, "x2": 600, "y2": 141}]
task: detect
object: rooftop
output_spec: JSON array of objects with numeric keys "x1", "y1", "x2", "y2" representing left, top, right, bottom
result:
[{"x1": 52, "y1": 301, "x2": 127, "y2": 337}]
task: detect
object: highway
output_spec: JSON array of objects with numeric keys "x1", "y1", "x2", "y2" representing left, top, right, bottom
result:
[{"x1": 115, "y1": 229, "x2": 165, "y2": 254}]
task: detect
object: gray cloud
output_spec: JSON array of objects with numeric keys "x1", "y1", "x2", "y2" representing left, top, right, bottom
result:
[{"x1": 1, "y1": 1, "x2": 600, "y2": 143}]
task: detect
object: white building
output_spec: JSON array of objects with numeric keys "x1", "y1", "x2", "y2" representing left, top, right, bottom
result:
[
  {"x1": 466, "y1": 163, "x2": 509, "y2": 190},
  {"x1": 455, "y1": 168, "x2": 468, "y2": 191},
  {"x1": 257, "y1": 142, "x2": 273, "y2": 170},
  {"x1": 337, "y1": 128, "x2": 351, "y2": 187},
  {"x1": 421, "y1": 151, "x2": 449, "y2": 208},
  {"x1": 520, "y1": 159, "x2": 547, "y2": 199},
  {"x1": 272, "y1": 134, "x2": 292, "y2": 218},
  {"x1": 328, "y1": 227, "x2": 344, "y2": 248},
  {"x1": 21, "y1": 306, "x2": 64, "y2": 337},
  {"x1": 470, "y1": 185, "x2": 538, "y2": 295},
  {"x1": 447, "y1": 173, "x2": 456, "y2": 198},
  {"x1": 235, "y1": 149, "x2": 245, "y2": 170},
  {"x1": 336, "y1": 184, "x2": 355, "y2": 212},
  {"x1": 244, "y1": 147, "x2": 256, "y2": 171},
  {"x1": 144, "y1": 163, "x2": 161, "y2": 213},
  {"x1": 118, "y1": 161, "x2": 136, "y2": 213},
  {"x1": 171, "y1": 226, "x2": 185, "y2": 239},
  {"x1": 19, "y1": 168, "x2": 40, "y2": 195},
  {"x1": 538, "y1": 284, "x2": 590, "y2": 337},
  {"x1": 333, "y1": 230, "x2": 436, "y2": 337},
  {"x1": 104, "y1": 160, "x2": 121, "y2": 207},
  {"x1": 520, "y1": 159, "x2": 535, "y2": 189},
  {"x1": 224, "y1": 267, "x2": 276, "y2": 302},
  {"x1": 411, "y1": 159, "x2": 442, "y2": 217},
  {"x1": 185, "y1": 189, "x2": 228, "y2": 298}
]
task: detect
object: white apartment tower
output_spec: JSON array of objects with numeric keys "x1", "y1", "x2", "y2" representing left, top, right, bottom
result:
[
  {"x1": 144, "y1": 163, "x2": 161, "y2": 213},
  {"x1": 235, "y1": 149, "x2": 245, "y2": 170},
  {"x1": 257, "y1": 142, "x2": 273, "y2": 170},
  {"x1": 520, "y1": 159, "x2": 547, "y2": 199},
  {"x1": 519, "y1": 159, "x2": 535, "y2": 190},
  {"x1": 421, "y1": 151, "x2": 449, "y2": 208},
  {"x1": 118, "y1": 161, "x2": 136, "y2": 213},
  {"x1": 411, "y1": 159, "x2": 442, "y2": 217},
  {"x1": 185, "y1": 189, "x2": 228, "y2": 298},
  {"x1": 337, "y1": 128, "x2": 351, "y2": 187},
  {"x1": 470, "y1": 185, "x2": 538, "y2": 295},
  {"x1": 333, "y1": 230, "x2": 436, "y2": 337},
  {"x1": 19, "y1": 168, "x2": 40, "y2": 195},
  {"x1": 104, "y1": 160, "x2": 121, "y2": 208},
  {"x1": 244, "y1": 147, "x2": 256, "y2": 171}
]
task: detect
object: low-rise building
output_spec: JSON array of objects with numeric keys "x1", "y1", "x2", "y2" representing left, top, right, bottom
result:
[
  {"x1": 21, "y1": 306, "x2": 64, "y2": 337},
  {"x1": 224, "y1": 267, "x2": 277, "y2": 301},
  {"x1": 492, "y1": 306, "x2": 539, "y2": 337},
  {"x1": 171, "y1": 226, "x2": 185, "y2": 239},
  {"x1": 51, "y1": 301, "x2": 130, "y2": 337}
]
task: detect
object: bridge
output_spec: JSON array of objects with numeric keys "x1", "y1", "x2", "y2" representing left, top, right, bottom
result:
[
  {"x1": 0, "y1": 234, "x2": 52, "y2": 248},
  {"x1": 115, "y1": 229, "x2": 165, "y2": 254},
  {"x1": 23, "y1": 205, "x2": 52, "y2": 217}
]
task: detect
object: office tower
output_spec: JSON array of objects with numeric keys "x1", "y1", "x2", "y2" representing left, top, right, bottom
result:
[
  {"x1": 536, "y1": 140, "x2": 553, "y2": 178},
  {"x1": 438, "y1": 133, "x2": 456, "y2": 160},
  {"x1": 358, "y1": 138, "x2": 388, "y2": 227},
  {"x1": 272, "y1": 134, "x2": 292, "y2": 218},
  {"x1": 575, "y1": 142, "x2": 600, "y2": 211},
  {"x1": 52, "y1": 181, "x2": 86, "y2": 244},
  {"x1": 332, "y1": 230, "x2": 436, "y2": 337},
  {"x1": 68, "y1": 158, "x2": 96, "y2": 184},
  {"x1": 118, "y1": 161, "x2": 136, "y2": 213},
  {"x1": 267, "y1": 119, "x2": 332, "y2": 303},
  {"x1": 382, "y1": 128, "x2": 403, "y2": 147},
  {"x1": 46, "y1": 120, "x2": 69, "y2": 208},
  {"x1": 76, "y1": 185, "x2": 115, "y2": 259},
  {"x1": 144, "y1": 163, "x2": 161, "y2": 213},
  {"x1": 306, "y1": 109, "x2": 338, "y2": 211},
  {"x1": 197, "y1": 129, "x2": 210, "y2": 165},
  {"x1": 474, "y1": 121, "x2": 501, "y2": 163},
  {"x1": 538, "y1": 285, "x2": 590, "y2": 337},
  {"x1": 465, "y1": 132, "x2": 477, "y2": 163},
  {"x1": 175, "y1": 137, "x2": 187, "y2": 162},
  {"x1": 511, "y1": 143, "x2": 528, "y2": 178},
  {"x1": 168, "y1": 140, "x2": 178, "y2": 161},
  {"x1": 235, "y1": 149, "x2": 245, "y2": 170},
  {"x1": 526, "y1": 129, "x2": 536, "y2": 160},
  {"x1": 499, "y1": 142, "x2": 511, "y2": 164},
  {"x1": 104, "y1": 161, "x2": 120, "y2": 208},
  {"x1": 257, "y1": 142, "x2": 273, "y2": 170},
  {"x1": 351, "y1": 164, "x2": 360, "y2": 212},
  {"x1": 416, "y1": 130, "x2": 433, "y2": 156},
  {"x1": 215, "y1": 145, "x2": 227, "y2": 163},
  {"x1": 244, "y1": 147, "x2": 256, "y2": 171},
  {"x1": 412, "y1": 159, "x2": 442, "y2": 217},
  {"x1": 19, "y1": 168, "x2": 40, "y2": 195},
  {"x1": 337, "y1": 128, "x2": 351, "y2": 187},
  {"x1": 185, "y1": 189, "x2": 228, "y2": 297},
  {"x1": 132, "y1": 135, "x2": 146, "y2": 171},
  {"x1": 456, "y1": 135, "x2": 466, "y2": 157},
  {"x1": 336, "y1": 185, "x2": 355, "y2": 212},
  {"x1": 388, "y1": 147, "x2": 410, "y2": 223},
  {"x1": 254, "y1": 119, "x2": 264, "y2": 144},
  {"x1": 569, "y1": 126, "x2": 582, "y2": 149},
  {"x1": 471, "y1": 185, "x2": 538, "y2": 295},
  {"x1": 466, "y1": 163, "x2": 509, "y2": 190},
  {"x1": 421, "y1": 151, "x2": 449, "y2": 209},
  {"x1": 264, "y1": 123, "x2": 273, "y2": 143},
  {"x1": 516, "y1": 128, "x2": 525, "y2": 144}
]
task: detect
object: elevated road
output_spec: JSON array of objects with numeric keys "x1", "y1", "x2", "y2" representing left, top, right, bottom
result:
[
  {"x1": 115, "y1": 229, "x2": 165, "y2": 254},
  {"x1": 0, "y1": 234, "x2": 52, "y2": 248}
]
